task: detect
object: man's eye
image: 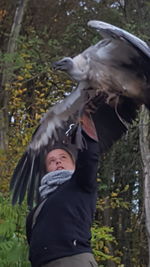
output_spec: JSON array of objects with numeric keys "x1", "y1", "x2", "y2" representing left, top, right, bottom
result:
[{"x1": 49, "y1": 159, "x2": 55, "y2": 164}]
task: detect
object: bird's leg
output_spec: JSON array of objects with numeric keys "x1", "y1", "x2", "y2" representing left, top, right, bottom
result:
[
  {"x1": 113, "y1": 95, "x2": 129, "y2": 130},
  {"x1": 106, "y1": 92, "x2": 118, "y2": 106}
]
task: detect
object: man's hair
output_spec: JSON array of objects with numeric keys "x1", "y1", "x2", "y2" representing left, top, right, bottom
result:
[{"x1": 45, "y1": 141, "x2": 77, "y2": 164}]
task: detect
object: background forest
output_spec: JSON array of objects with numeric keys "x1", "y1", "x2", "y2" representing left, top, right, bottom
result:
[{"x1": 0, "y1": 0, "x2": 150, "y2": 266}]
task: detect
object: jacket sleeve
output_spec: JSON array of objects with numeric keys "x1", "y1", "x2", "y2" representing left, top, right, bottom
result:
[{"x1": 71, "y1": 131, "x2": 100, "y2": 192}]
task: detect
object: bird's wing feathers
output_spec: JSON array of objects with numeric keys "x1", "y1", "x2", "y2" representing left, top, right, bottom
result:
[
  {"x1": 29, "y1": 85, "x2": 86, "y2": 151},
  {"x1": 10, "y1": 84, "x2": 88, "y2": 207},
  {"x1": 88, "y1": 20, "x2": 150, "y2": 58}
]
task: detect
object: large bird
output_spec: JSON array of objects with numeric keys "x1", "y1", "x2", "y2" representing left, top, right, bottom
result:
[
  {"x1": 53, "y1": 20, "x2": 150, "y2": 108},
  {"x1": 10, "y1": 20, "x2": 150, "y2": 208}
]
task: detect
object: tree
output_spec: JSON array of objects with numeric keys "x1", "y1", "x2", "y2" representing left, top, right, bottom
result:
[
  {"x1": 0, "y1": 0, "x2": 29, "y2": 151},
  {"x1": 139, "y1": 106, "x2": 150, "y2": 266}
]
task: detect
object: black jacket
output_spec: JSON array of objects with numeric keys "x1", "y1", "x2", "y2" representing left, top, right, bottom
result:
[{"x1": 26, "y1": 134, "x2": 100, "y2": 267}]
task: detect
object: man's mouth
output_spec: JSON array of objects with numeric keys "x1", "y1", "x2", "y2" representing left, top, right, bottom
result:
[{"x1": 56, "y1": 167, "x2": 64, "y2": 170}]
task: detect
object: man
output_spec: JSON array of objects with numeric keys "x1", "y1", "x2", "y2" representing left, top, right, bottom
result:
[
  {"x1": 45, "y1": 148, "x2": 75, "y2": 173},
  {"x1": 26, "y1": 114, "x2": 99, "y2": 267}
]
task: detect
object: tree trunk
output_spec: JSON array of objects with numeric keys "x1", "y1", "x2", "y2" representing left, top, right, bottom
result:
[
  {"x1": 103, "y1": 198, "x2": 116, "y2": 267},
  {"x1": 0, "y1": 0, "x2": 29, "y2": 151},
  {"x1": 139, "y1": 105, "x2": 150, "y2": 266}
]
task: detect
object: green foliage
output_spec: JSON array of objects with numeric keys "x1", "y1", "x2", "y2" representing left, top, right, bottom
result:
[
  {"x1": 97, "y1": 121, "x2": 147, "y2": 266},
  {"x1": 92, "y1": 223, "x2": 121, "y2": 265},
  {"x1": 0, "y1": 194, "x2": 30, "y2": 266}
]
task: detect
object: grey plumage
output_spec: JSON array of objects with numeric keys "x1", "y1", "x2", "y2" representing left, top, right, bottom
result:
[
  {"x1": 10, "y1": 20, "x2": 150, "y2": 207},
  {"x1": 53, "y1": 20, "x2": 150, "y2": 107}
]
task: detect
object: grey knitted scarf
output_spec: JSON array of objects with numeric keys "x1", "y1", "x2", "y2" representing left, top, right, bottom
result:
[{"x1": 39, "y1": 170, "x2": 74, "y2": 199}]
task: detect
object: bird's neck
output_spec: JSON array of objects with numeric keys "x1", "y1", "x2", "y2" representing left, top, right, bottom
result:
[{"x1": 69, "y1": 54, "x2": 89, "y2": 81}]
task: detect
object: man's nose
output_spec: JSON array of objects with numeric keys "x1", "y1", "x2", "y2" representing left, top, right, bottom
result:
[{"x1": 56, "y1": 159, "x2": 62, "y2": 165}]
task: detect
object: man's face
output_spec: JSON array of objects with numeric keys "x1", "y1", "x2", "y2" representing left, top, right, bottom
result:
[{"x1": 45, "y1": 149, "x2": 75, "y2": 172}]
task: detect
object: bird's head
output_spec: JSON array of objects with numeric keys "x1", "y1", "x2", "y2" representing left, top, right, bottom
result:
[{"x1": 52, "y1": 57, "x2": 73, "y2": 73}]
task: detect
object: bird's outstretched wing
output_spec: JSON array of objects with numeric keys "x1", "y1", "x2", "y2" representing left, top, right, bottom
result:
[
  {"x1": 10, "y1": 85, "x2": 88, "y2": 207},
  {"x1": 88, "y1": 20, "x2": 150, "y2": 57}
]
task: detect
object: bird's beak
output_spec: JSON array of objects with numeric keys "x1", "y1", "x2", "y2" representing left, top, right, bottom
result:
[{"x1": 52, "y1": 60, "x2": 62, "y2": 70}]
